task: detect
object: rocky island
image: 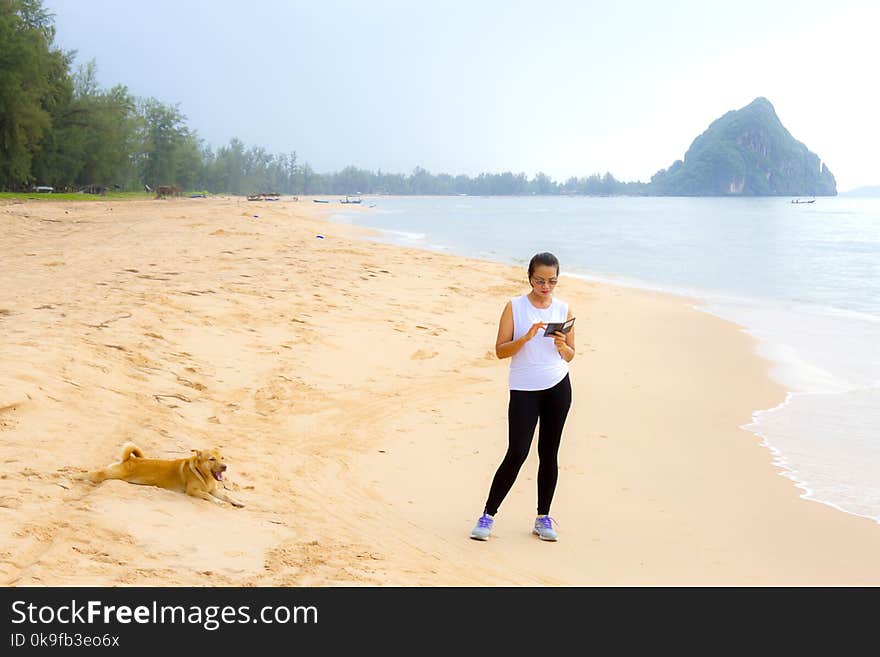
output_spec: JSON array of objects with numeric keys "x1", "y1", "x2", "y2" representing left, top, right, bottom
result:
[{"x1": 649, "y1": 97, "x2": 836, "y2": 196}]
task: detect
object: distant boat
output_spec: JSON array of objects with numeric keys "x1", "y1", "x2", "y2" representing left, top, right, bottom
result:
[
  {"x1": 791, "y1": 198, "x2": 815, "y2": 204},
  {"x1": 313, "y1": 199, "x2": 330, "y2": 203},
  {"x1": 340, "y1": 195, "x2": 362, "y2": 204}
]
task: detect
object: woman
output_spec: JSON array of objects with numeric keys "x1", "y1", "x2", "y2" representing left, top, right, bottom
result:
[{"x1": 470, "y1": 252, "x2": 575, "y2": 542}]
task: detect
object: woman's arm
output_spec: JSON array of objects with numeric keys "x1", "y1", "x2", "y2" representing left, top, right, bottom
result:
[
  {"x1": 552, "y1": 308, "x2": 576, "y2": 362},
  {"x1": 495, "y1": 301, "x2": 545, "y2": 359}
]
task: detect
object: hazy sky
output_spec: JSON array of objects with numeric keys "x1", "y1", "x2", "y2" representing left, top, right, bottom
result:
[{"x1": 44, "y1": 0, "x2": 879, "y2": 191}]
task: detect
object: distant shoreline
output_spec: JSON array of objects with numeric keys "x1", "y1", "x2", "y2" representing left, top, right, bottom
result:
[
  {"x1": 838, "y1": 185, "x2": 880, "y2": 197},
  {"x1": 2, "y1": 190, "x2": 849, "y2": 205}
]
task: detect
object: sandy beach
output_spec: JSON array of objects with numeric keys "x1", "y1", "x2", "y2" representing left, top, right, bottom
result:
[{"x1": 1, "y1": 195, "x2": 879, "y2": 586}]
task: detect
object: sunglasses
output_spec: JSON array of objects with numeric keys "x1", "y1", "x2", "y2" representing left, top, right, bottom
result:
[{"x1": 532, "y1": 277, "x2": 558, "y2": 287}]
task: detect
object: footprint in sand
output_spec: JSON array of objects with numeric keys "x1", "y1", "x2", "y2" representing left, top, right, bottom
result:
[
  {"x1": 0, "y1": 496, "x2": 22, "y2": 509},
  {"x1": 410, "y1": 349, "x2": 438, "y2": 360},
  {"x1": 176, "y1": 376, "x2": 207, "y2": 392}
]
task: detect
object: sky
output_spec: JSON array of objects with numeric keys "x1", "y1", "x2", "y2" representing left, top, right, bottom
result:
[{"x1": 43, "y1": 0, "x2": 880, "y2": 191}]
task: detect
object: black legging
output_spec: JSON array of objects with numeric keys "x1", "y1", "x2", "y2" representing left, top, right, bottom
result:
[{"x1": 484, "y1": 374, "x2": 572, "y2": 516}]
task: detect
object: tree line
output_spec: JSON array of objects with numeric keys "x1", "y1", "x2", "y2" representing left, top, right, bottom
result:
[{"x1": 1, "y1": 0, "x2": 645, "y2": 196}]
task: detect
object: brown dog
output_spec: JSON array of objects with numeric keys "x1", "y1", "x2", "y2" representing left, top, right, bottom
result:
[{"x1": 88, "y1": 443, "x2": 244, "y2": 507}]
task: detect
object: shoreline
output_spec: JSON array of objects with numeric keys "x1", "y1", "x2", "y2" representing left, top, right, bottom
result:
[
  {"x1": 2, "y1": 196, "x2": 879, "y2": 585},
  {"x1": 745, "y1": 388, "x2": 880, "y2": 526}
]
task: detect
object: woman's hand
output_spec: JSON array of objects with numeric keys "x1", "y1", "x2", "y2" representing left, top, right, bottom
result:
[
  {"x1": 524, "y1": 322, "x2": 547, "y2": 341},
  {"x1": 553, "y1": 331, "x2": 573, "y2": 360}
]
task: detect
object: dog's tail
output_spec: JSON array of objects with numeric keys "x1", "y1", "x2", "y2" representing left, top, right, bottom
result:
[{"x1": 120, "y1": 442, "x2": 144, "y2": 461}]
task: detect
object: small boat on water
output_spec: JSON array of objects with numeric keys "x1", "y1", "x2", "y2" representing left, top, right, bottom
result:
[
  {"x1": 791, "y1": 198, "x2": 815, "y2": 204},
  {"x1": 340, "y1": 195, "x2": 362, "y2": 204},
  {"x1": 313, "y1": 199, "x2": 330, "y2": 203}
]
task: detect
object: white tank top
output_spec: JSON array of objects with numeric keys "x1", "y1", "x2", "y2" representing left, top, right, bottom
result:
[{"x1": 509, "y1": 294, "x2": 570, "y2": 391}]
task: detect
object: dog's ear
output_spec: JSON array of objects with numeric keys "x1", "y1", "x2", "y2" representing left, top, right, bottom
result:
[{"x1": 191, "y1": 449, "x2": 202, "y2": 458}]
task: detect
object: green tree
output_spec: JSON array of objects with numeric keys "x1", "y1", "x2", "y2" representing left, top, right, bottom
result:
[
  {"x1": 32, "y1": 60, "x2": 139, "y2": 189},
  {"x1": 209, "y1": 138, "x2": 246, "y2": 193},
  {"x1": 72, "y1": 63, "x2": 139, "y2": 188},
  {"x1": 0, "y1": 0, "x2": 64, "y2": 188},
  {"x1": 138, "y1": 98, "x2": 193, "y2": 188},
  {"x1": 530, "y1": 172, "x2": 556, "y2": 195}
]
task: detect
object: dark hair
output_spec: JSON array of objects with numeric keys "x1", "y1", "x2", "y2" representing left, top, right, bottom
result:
[{"x1": 528, "y1": 252, "x2": 560, "y2": 278}]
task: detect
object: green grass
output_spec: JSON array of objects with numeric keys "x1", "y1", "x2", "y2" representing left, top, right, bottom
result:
[{"x1": 0, "y1": 191, "x2": 155, "y2": 201}]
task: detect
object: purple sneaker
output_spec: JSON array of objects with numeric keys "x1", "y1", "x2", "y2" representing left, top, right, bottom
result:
[
  {"x1": 470, "y1": 513, "x2": 494, "y2": 541},
  {"x1": 533, "y1": 515, "x2": 558, "y2": 541}
]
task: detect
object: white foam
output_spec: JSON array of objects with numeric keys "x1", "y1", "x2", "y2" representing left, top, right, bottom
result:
[
  {"x1": 744, "y1": 388, "x2": 880, "y2": 523},
  {"x1": 698, "y1": 299, "x2": 880, "y2": 393},
  {"x1": 376, "y1": 228, "x2": 428, "y2": 242}
]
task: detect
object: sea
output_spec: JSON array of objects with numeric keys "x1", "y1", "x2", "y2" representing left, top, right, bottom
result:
[{"x1": 329, "y1": 195, "x2": 880, "y2": 524}]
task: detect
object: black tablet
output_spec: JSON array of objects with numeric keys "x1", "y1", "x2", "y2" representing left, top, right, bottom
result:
[{"x1": 543, "y1": 317, "x2": 575, "y2": 337}]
